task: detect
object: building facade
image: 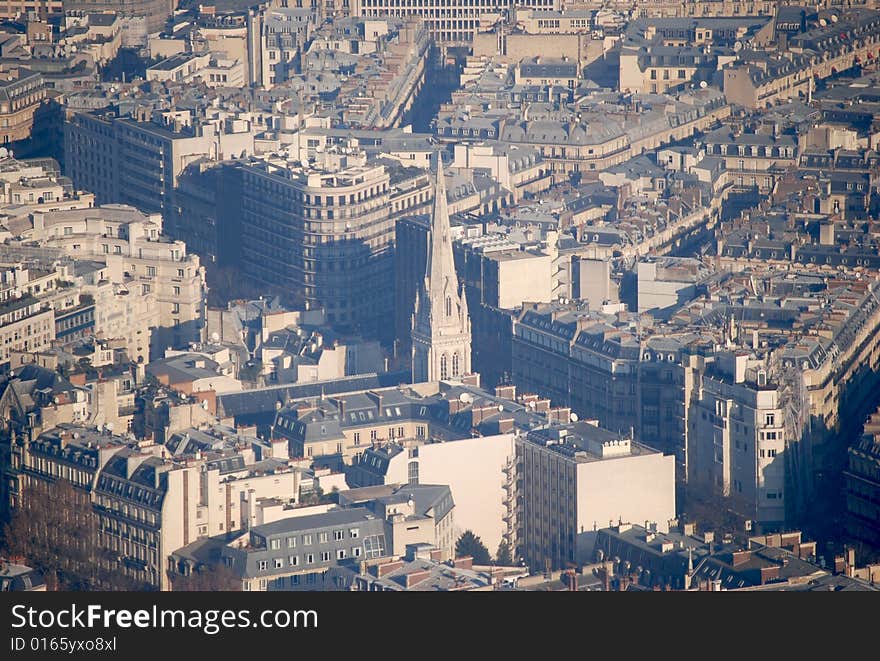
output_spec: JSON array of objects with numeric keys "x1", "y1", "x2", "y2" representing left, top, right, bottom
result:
[{"x1": 239, "y1": 150, "x2": 396, "y2": 340}]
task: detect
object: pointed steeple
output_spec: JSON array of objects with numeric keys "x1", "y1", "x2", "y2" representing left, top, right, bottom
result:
[
  {"x1": 425, "y1": 152, "x2": 457, "y2": 292},
  {"x1": 410, "y1": 151, "x2": 472, "y2": 384}
]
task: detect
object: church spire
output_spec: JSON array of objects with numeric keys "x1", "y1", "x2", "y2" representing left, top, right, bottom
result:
[
  {"x1": 425, "y1": 153, "x2": 456, "y2": 293},
  {"x1": 410, "y1": 152, "x2": 472, "y2": 384}
]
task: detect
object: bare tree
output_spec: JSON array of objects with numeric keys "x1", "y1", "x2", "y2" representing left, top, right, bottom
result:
[
  {"x1": 3, "y1": 479, "x2": 151, "y2": 591},
  {"x1": 170, "y1": 563, "x2": 241, "y2": 592}
]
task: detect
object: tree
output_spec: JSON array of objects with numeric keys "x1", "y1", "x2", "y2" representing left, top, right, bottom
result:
[
  {"x1": 3, "y1": 479, "x2": 151, "y2": 591},
  {"x1": 3, "y1": 479, "x2": 98, "y2": 590},
  {"x1": 496, "y1": 540, "x2": 513, "y2": 566},
  {"x1": 455, "y1": 530, "x2": 491, "y2": 565},
  {"x1": 170, "y1": 563, "x2": 240, "y2": 591}
]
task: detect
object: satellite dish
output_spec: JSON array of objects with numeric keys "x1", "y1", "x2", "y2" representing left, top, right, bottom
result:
[
  {"x1": 0, "y1": 147, "x2": 8, "y2": 159},
  {"x1": 497, "y1": 404, "x2": 504, "y2": 412},
  {"x1": 459, "y1": 392, "x2": 472, "y2": 404},
  {"x1": 105, "y1": 422, "x2": 114, "y2": 431},
  {"x1": 830, "y1": 14, "x2": 838, "y2": 23},
  {"x1": 819, "y1": 18, "x2": 827, "y2": 26},
  {"x1": 733, "y1": 41, "x2": 742, "y2": 52},
  {"x1": 570, "y1": 412, "x2": 579, "y2": 422},
  {"x1": 700, "y1": 81, "x2": 708, "y2": 89},
  {"x1": 210, "y1": 331, "x2": 220, "y2": 343}
]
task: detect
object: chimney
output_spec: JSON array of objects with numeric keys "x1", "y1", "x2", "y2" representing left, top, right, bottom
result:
[
  {"x1": 732, "y1": 550, "x2": 751, "y2": 567},
  {"x1": 454, "y1": 556, "x2": 473, "y2": 570},
  {"x1": 404, "y1": 569, "x2": 433, "y2": 588},
  {"x1": 377, "y1": 560, "x2": 404, "y2": 578},
  {"x1": 820, "y1": 221, "x2": 835, "y2": 246},
  {"x1": 495, "y1": 384, "x2": 516, "y2": 400}
]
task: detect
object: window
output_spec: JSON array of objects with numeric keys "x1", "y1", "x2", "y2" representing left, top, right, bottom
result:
[
  {"x1": 416, "y1": 425, "x2": 425, "y2": 438},
  {"x1": 452, "y1": 353, "x2": 460, "y2": 377},
  {"x1": 350, "y1": 528, "x2": 359, "y2": 539},
  {"x1": 363, "y1": 534, "x2": 387, "y2": 559},
  {"x1": 337, "y1": 549, "x2": 347, "y2": 560},
  {"x1": 177, "y1": 269, "x2": 185, "y2": 277},
  {"x1": 270, "y1": 539, "x2": 281, "y2": 550},
  {"x1": 287, "y1": 536, "x2": 296, "y2": 548},
  {"x1": 352, "y1": 547, "x2": 362, "y2": 557},
  {"x1": 650, "y1": 70, "x2": 657, "y2": 80},
  {"x1": 274, "y1": 558, "x2": 284, "y2": 569},
  {"x1": 370, "y1": 429, "x2": 377, "y2": 441},
  {"x1": 765, "y1": 413, "x2": 775, "y2": 426},
  {"x1": 172, "y1": 303, "x2": 180, "y2": 314},
  {"x1": 173, "y1": 286, "x2": 180, "y2": 296},
  {"x1": 258, "y1": 560, "x2": 268, "y2": 571},
  {"x1": 302, "y1": 534, "x2": 312, "y2": 545},
  {"x1": 440, "y1": 354, "x2": 448, "y2": 380},
  {"x1": 289, "y1": 555, "x2": 299, "y2": 566},
  {"x1": 354, "y1": 432, "x2": 360, "y2": 446},
  {"x1": 318, "y1": 532, "x2": 329, "y2": 543},
  {"x1": 146, "y1": 266, "x2": 156, "y2": 277},
  {"x1": 334, "y1": 530, "x2": 344, "y2": 541},
  {"x1": 306, "y1": 553, "x2": 314, "y2": 564},
  {"x1": 446, "y1": 296, "x2": 452, "y2": 317},
  {"x1": 767, "y1": 449, "x2": 777, "y2": 458},
  {"x1": 408, "y1": 461, "x2": 419, "y2": 485},
  {"x1": 321, "y1": 551, "x2": 331, "y2": 562}
]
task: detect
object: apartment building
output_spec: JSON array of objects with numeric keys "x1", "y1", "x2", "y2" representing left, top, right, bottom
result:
[
  {"x1": 845, "y1": 406, "x2": 880, "y2": 547},
  {"x1": 146, "y1": 52, "x2": 246, "y2": 88},
  {"x1": 254, "y1": 6, "x2": 314, "y2": 87},
  {"x1": 22, "y1": 205, "x2": 206, "y2": 359},
  {"x1": 696, "y1": 127, "x2": 798, "y2": 192},
  {"x1": 239, "y1": 149, "x2": 395, "y2": 340},
  {"x1": 218, "y1": 508, "x2": 392, "y2": 591},
  {"x1": 518, "y1": 422, "x2": 675, "y2": 570},
  {"x1": 64, "y1": 108, "x2": 256, "y2": 227},
  {"x1": 273, "y1": 380, "x2": 524, "y2": 552},
  {"x1": 340, "y1": 483, "x2": 456, "y2": 560},
  {"x1": 62, "y1": 0, "x2": 173, "y2": 33},
  {"x1": 511, "y1": 303, "x2": 695, "y2": 464},
  {"x1": 0, "y1": 67, "x2": 47, "y2": 146},
  {"x1": 688, "y1": 352, "x2": 788, "y2": 525},
  {"x1": 355, "y1": 0, "x2": 561, "y2": 43},
  {"x1": 0, "y1": 293, "x2": 53, "y2": 366},
  {"x1": 92, "y1": 448, "x2": 199, "y2": 590}
]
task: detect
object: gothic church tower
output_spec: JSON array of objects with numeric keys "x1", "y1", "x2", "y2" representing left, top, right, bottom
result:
[{"x1": 411, "y1": 154, "x2": 471, "y2": 383}]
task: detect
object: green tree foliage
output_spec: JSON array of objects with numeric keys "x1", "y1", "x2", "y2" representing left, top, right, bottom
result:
[
  {"x1": 455, "y1": 530, "x2": 491, "y2": 565},
  {"x1": 496, "y1": 540, "x2": 513, "y2": 566}
]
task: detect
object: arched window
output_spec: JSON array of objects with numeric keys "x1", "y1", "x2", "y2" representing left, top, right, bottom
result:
[
  {"x1": 440, "y1": 354, "x2": 448, "y2": 380},
  {"x1": 408, "y1": 461, "x2": 419, "y2": 485},
  {"x1": 446, "y1": 296, "x2": 452, "y2": 317},
  {"x1": 452, "y1": 352, "x2": 460, "y2": 377}
]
